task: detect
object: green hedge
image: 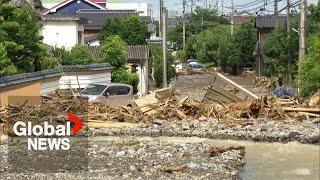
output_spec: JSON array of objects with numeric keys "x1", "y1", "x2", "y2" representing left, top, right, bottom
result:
[{"x1": 111, "y1": 70, "x2": 139, "y2": 93}]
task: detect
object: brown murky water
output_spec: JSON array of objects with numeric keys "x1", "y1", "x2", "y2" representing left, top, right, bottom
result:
[{"x1": 93, "y1": 136, "x2": 320, "y2": 180}]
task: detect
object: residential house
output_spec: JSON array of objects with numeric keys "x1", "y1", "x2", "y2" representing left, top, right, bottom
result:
[
  {"x1": 254, "y1": 15, "x2": 286, "y2": 76},
  {"x1": 43, "y1": 0, "x2": 106, "y2": 16},
  {"x1": 77, "y1": 9, "x2": 136, "y2": 43},
  {"x1": 78, "y1": 9, "x2": 155, "y2": 46},
  {"x1": 234, "y1": 11, "x2": 254, "y2": 25},
  {"x1": 105, "y1": 3, "x2": 153, "y2": 17},
  {"x1": 42, "y1": 0, "x2": 106, "y2": 9},
  {"x1": 126, "y1": 45, "x2": 149, "y2": 97},
  {"x1": 87, "y1": 45, "x2": 150, "y2": 97},
  {"x1": 41, "y1": 15, "x2": 87, "y2": 49}
]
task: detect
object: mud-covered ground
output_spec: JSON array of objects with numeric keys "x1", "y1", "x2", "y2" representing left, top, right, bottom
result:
[
  {"x1": 92, "y1": 118, "x2": 320, "y2": 144},
  {"x1": 0, "y1": 137, "x2": 245, "y2": 179}
]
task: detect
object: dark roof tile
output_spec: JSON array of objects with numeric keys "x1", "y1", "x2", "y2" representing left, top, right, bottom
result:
[
  {"x1": 255, "y1": 15, "x2": 286, "y2": 28},
  {"x1": 77, "y1": 9, "x2": 137, "y2": 29}
]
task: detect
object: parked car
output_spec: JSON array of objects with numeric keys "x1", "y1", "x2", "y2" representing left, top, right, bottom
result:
[
  {"x1": 188, "y1": 63, "x2": 205, "y2": 73},
  {"x1": 187, "y1": 59, "x2": 198, "y2": 64},
  {"x1": 75, "y1": 83, "x2": 134, "y2": 106}
]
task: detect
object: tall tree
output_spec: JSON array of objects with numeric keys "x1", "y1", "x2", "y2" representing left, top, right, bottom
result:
[
  {"x1": 168, "y1": 7, "x2": 229, "y2": 50},
  {"x1": 0, "y1": 43, "x2": 16, "y2": 76},
  {"x1": 0, "y1": 2, "x2": 43, "y2": 73},
  {"x1": 100, "y1": 35, "x2": 127, "y2": 69},
  {"x1": 100, "y1": 15, "x2": 148, "y2": 45},
  {"x1": 122, "y1": 15, "x2": 148, "y2": 45}
]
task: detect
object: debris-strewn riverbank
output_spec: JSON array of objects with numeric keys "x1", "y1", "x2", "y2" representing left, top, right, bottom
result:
[
  {"x1": 0, "y1": 138, "x2": 245, "y2": 179},
  {"x1": 91, "y1": 118, "x2": 320, "y2": 144}
]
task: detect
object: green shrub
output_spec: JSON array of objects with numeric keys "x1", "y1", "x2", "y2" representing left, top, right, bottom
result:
[
  {"x1": 62, "y1": 44, "x2": 93, "y2": 65},
  {"x1": 298, "y1": 33, "x2": 320, "y2": 98},
  {"x1": 41, "y1": 56, "x2": 61, "y2": 70},
  {"x1": 100, "y1": 35, "x2": 127, "y2": 69},
  {"x1": 150, "y1": 46, "x2": 176, "y2": 87},
  {"x1": 176, "y1": 50, "x2": 186, "y2": 62},
  {"x1": 153, "y1": 62, "x2": 175, "y2": 87},
  {"x1": 112, "y1": 70, "x2": 140, "y2": 93}
]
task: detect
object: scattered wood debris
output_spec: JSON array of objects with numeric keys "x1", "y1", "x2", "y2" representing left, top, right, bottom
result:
[
  {"x1": 209, "y1": 146, "x2": 246, "y2": 157},
  {"x1": 0, "y1": 88, "x2": 319, "y2": 133},
  {"x1": 162, "y1": 164, "x2": 188, "y2": 173},
  {"x1": 308, "y1": 91, "x2": 320, "y2": 108}
]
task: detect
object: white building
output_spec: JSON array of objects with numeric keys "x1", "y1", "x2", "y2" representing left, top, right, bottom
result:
[
  {"x1": 105, "y1": 3, "x2": 153, "y2": 17},
  {"x1": 41, "y1": 16, "x2": 86, "y2": 49}
]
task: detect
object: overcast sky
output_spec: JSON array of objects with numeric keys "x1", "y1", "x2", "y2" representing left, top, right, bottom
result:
[{"x1": 111, "y1": 0, "x2": 318, "y2": 19}]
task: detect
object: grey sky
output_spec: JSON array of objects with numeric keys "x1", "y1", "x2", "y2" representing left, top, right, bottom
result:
[{"x1": 125, "y1": 0, "x2": 318, "y2": 19}]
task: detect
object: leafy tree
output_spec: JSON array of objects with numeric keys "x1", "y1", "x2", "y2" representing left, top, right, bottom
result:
[
  {"x1": 122, "y1": 15, "x2": 148, "y2": 45},
  {"x1": 298, "y1": 32, "x2": 320, "y2": 98},
  {"x1": 100, "y1": 15, "x2": 148, "y2": 45},
  {"x1": 0, "y1": 2, "x2": 43, "y2": 73},
  {"x1": 308, "y1": 2, "x2": 320, "y2": 34},
  {"x1": 0, "y1": 43, "x2": 17, "y2": 76},
  {"x1": 100, "y1": 18, "x2": 124, "y2": 41},
  {"x1": 62, "y1": 44, "x2": 93, "y2": 65},
  {"x1": 192, "y1": 25, "x2": 230, "y2": 65},
  {"x1": 150, "y1": 46, "x2": 175, "y2": 87},
  {"x1": 100, "y1": 35, "x2": 127, "y2": 69},
  {"x1": 168, "y1": 7, "x2": 229, "y2": 50},
  {"x1": 185, "y1": 22, "x2": 256, "y2": 74},
  {"x1": 263, "y1": 25, "x2": 299, "y2": 85},
  {"x1": 228, "y1": 21, "x2": 256, "y2": 74}
]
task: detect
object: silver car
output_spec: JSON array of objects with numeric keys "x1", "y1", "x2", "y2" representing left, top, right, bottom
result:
[
  {"x1": 76, "y1": 83, "x2": 134, "y2": 106},
  {"x1": 188, "y1": 63, "x2": 205, "y2": 73}
]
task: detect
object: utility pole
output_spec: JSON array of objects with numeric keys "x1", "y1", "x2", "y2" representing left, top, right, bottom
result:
[
  {"x1": 205, "y1": 0, "x2": 208, "y2": 9},
  {"x1": 162, "y1": 7, "x2": 168, "y2": 88},
  {"x1": 183, "y1": 0, "x2": 186, "y2": 51},
  {"x1": 230, "y1": 0, "x2": 234, "y2": 36},
  {"x1": 191, "y1": 0, "x2": 194, "y2": 13},
  {"x1": 286, "y1": 0, "x2": 290, "y2": 35},
  {"x1": 299, "y1": 0, "x2": 307, "y2": 61},
  {"x1": 159, "y1": 0, "x2": 163, "y2": 37},
  {"x1": 221, "y1": 0, "x2": 224, "y2": 15},
  {"x1": 287, "y1": 0, "x2": 291, "y2": 84},
  {"x1": 274, "y1": 0, "x2": 278, "y2": 27},
  {"x1": 216, "y1": 0, "x2": 219, "y2": 14}
]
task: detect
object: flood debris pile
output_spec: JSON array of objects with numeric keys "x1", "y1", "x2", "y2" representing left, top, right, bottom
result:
[{"x1": 0, "y1": 89, "x2": 319, "y2": 134}]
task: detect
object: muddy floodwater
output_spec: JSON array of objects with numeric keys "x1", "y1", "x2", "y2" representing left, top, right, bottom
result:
[{"x1": 93, "y1": 136, "x2": 320, "y2": 180}]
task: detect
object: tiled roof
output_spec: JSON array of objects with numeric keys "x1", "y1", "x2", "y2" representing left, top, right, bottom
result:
[
  {"x1": 0, "y1": 69, "x2": 62, "y2": 88},
  {"x1": 77, "y1": 9, "x2": 136, "y2": 29},
  {"x1": 87, "y1": 45, "x2": 150, "y2": 63},
  {"x1": 126, "y1": 45, "x2": 149, "y2": 62},
  {"x1": 255, "y1": 15, "x2": 286, "y2": 28},
  {"x1": 0, "y1": 63, "x2": 113, "y2": 88}
]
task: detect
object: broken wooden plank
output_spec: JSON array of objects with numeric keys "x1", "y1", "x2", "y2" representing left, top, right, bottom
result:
[
  {"x1": 134, "y1": 94, "x2": 159, "y2": 114},
  {"x1": 282, "y1": 107, "x2": 320, "y2": 113},
  {"x1": 216, "y1": 73, "x2": 259, "y2": 99},
  {"x1": 204, "y1": 85, "x2": 243, "y2": 104}
]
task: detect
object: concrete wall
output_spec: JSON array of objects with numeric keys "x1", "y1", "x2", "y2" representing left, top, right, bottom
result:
[
  {"x1": 0, "y1": 69, "x2": 112, "y2": 106},
  {"x1": 41, "y1": 20, "x2": 84, "y2": 49},
  {"x1": 60, "y1": 71, "x2": 112, "y2": 89},
  {"x1": 0, "y1": 81, "x2": 41, "y2": 106},
  {"x1": 136, "y1": 60, "x2": 149, "y2": 97},
  {"x1": 40, "y1": 76, "x2": 61, "y2": 94}
]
